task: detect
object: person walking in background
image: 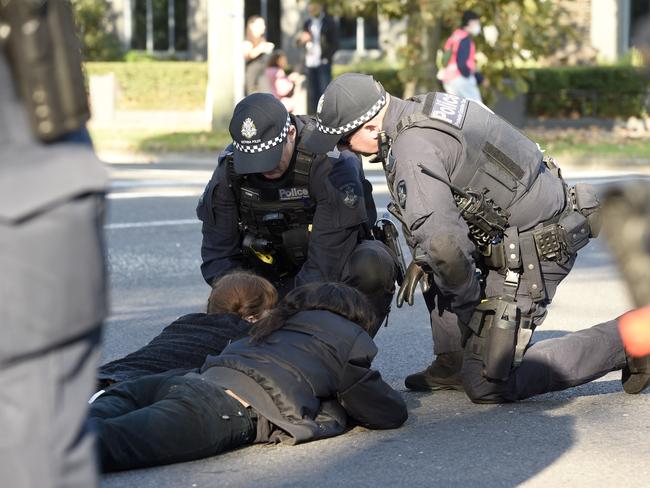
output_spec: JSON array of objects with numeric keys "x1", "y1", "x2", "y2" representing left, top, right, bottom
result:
[
  {"x1": 265, "y1": 50, "x2": 303, "y2": 113},
  {"x1": 439, "y1": 10, "x2": 484, "y2": 103},
  {"x1": 297, "y1": 1, "x2": 339, "y2": 113},
  {"x1": 244, "y1": 15, "x2": 274, "y2": 95}
]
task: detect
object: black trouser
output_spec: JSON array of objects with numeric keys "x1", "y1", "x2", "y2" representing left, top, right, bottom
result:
[
  {"x1": 89, "y1": 372, "x2": 256, "y2": 472},
  {"x1": 462, "y1": 319, "x2": 626, "y2": 403}
]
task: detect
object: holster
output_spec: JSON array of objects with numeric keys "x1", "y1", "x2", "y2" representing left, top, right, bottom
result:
[{"x1": 464, "y1": 297, "x2": 534, "y2": 382}]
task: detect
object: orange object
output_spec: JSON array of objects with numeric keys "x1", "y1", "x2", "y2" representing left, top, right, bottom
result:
[{"x1": 619, "y1": 306, "x2": 650, "y2": 357}]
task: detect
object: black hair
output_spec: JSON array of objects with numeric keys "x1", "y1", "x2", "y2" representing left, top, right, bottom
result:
[
  {"x1": 249, "y1": 282, "x2": 375, "y2": 342},
  {"x1": 462, "y1": 10, "x2": 480, "y2": 27}
]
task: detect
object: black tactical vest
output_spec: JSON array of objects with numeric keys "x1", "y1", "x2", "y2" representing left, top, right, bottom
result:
[
  {"x1": 229, "y1": 121, "x2": 321, "y2": 268},
  {"x1": 391, "y1": 92, "x2": 544, "y2": 210}
]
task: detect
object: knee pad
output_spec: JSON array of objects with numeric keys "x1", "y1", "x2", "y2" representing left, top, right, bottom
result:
[{"x1": 348, "y1": 244, "x2": 396, "y2": 293}]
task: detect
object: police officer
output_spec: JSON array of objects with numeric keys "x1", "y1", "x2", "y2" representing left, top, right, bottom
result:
[
  {"x1": 197, "y1": 93, "x2": 398, "y2": 336},
  {"x1": 304, "y1": 73, "x2": 648, "y2": 402},
  {"x1": 0, "y1": 1, "x2": 107, "y2": 486}
]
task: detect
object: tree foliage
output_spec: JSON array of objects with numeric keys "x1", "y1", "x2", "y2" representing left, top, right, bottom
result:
[
  {"x1": 71, "y1": 0, "x2": 123, "y2": 61},
  {"x1": 324, "y1": 0, "x2": 575, "y2": 98}
]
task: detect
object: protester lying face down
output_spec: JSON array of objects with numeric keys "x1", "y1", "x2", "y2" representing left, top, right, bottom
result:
[
  {"x1": 90, "y1": 282, "x2": 406, "y2": 472},
  {"x1": 96, "y1": 272, "x2": 278, "y2": 388},
  {"x1": 249, "y1": 281, "x2": 376, "y2": 342}
]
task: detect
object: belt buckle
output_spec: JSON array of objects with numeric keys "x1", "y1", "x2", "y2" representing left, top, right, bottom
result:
[{"x1": 504, "y1": 270, "x2": 520, "y2": 288}]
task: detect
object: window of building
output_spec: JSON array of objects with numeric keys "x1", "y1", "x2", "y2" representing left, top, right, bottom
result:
[
  {"x1": 630, "y1": 0, "x2": 650, "y2": 46},
  {"x1": 338, "y1": 6, "x2": 379, "y2": 51},
  {"x1": 131, "y1": 0, "x2": 188, "y2": 53}
]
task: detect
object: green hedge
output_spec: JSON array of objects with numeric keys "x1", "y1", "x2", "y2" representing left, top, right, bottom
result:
[
  {"x1": 333, "y1": 61, "x2": 405, "y2": 98},
  {"x1": 525, "y1": 66, "x2": 648, "y2": 118},
  {"x1": 85, "y1": 61, "x2": 649, "y2": 118},
  {"x1": 85, "y1": 61, "x2": 207, "y2": 110}
]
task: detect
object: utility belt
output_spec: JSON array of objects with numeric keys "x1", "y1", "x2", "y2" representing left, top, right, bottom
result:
[{"x1": 483, "y1": 166, "x2": 601, "y2": 303}]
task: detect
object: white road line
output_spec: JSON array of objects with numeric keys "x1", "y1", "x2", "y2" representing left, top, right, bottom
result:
[
  {"x1": 106, "y1": 219, "x2": 199, "y2": 230},
  {"x1": 106, "y1": 208, "x2": 390, "y2": 230}
]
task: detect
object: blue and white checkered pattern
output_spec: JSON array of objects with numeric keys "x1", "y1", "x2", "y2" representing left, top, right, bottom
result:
[
  {"x1": 316, "y1": 95, "x2": 386, "y2": 135},
  {"x1": 233, "y1": 114, "x2": 291, "y2": 153}
]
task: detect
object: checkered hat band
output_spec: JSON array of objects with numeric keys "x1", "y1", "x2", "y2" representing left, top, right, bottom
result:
[
  {"x1": 316, "y1": 95, "x2": 386, "y2": 135},
  {"x1": 233, "y1": 114, "x2": 291, "y2": 153}
]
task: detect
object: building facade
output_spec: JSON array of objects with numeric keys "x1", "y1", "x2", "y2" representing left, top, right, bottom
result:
[{"x1": 105, "y1": 0, "x2": 645, "y2": 65}]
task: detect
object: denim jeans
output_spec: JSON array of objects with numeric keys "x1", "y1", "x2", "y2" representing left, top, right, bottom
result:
[
  {"x1": 443, "y1": 75, "x2": 483, "y2": 103},
  {"x1": 307, "y1": 63, "x2": 332, "y2": 114},
  {"x1": 89, "y1": 372, "x2": 256, "y2": 472}
]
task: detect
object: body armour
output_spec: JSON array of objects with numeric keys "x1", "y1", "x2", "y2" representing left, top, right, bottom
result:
[
  {"x1": 391, "y1": 92, "x2": 544, "y2": 210},
  {"x1": 228, "y1": 120, "x2": 320, "y2": 270}
]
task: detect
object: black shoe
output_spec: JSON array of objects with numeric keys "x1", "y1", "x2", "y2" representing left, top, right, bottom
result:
[
  {"x1": 405, "y1": 352, "x2": 464, "y2": 391},
  {"x1": 622, "y1": 354, "x2": 650, "y2": 394}
]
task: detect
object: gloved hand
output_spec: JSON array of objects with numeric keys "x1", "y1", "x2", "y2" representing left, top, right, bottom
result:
[{"x1": 396, "y1": 261, "x2": 431, "y2": 307}]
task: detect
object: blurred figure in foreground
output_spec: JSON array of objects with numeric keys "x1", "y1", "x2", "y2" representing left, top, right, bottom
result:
[
  {"x1": 438, "y1": 10, "x2": 485, "y2": 103},
  {"x1": 243, "y1": 15, "x2": 274, "y2": 95},
  {"x1": 602, "y1": 183, "x2": 650, "y2": 390},
  {"x1": 0, "y1": 1, "x2": 107, "y2": 486}
]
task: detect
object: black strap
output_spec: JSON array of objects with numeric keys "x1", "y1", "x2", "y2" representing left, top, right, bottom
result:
[
  {"x1": 294, "y1": 123, "x2": 317, "y2": 190},
  {"x1": 519, "y1": 232, "x2": 546, "y2": 302}
]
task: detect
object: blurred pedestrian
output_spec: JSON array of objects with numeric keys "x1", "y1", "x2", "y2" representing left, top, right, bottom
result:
[
  {"x1": 297, "y1": 1, "x2": 339, "y2": 113},
  {"x1": 265, "y1": 50, "x2": 303, "y2": 113},
  {"x1": 0, "y1": 1, "x2": 107, "y2": 486},
  {"x1": 438, "y1": 10, "x2": 485, "y2": 102},
  {"x1": 243, "y1": 15, "x2": 274, "y2": 95}
]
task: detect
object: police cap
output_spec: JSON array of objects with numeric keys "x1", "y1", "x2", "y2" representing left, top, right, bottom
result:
[
  {"x1": 304, "y1": 73, "x2": 386, "y2": 153},
  {"x1": 229, "y1": 93, "x2": 291, "y2": 174}
]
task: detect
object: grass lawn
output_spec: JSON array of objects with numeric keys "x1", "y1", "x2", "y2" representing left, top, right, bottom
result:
[{"x1": 91, "y1": 125, "x2": 650, "y2": 163}]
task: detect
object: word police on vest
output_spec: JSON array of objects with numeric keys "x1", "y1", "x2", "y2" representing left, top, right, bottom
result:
[
  {"x1": 279, "y1": 187, "x2": 310, "y2": 201},
  {"x1": 430, "y1": 93, "x2": 469, "y2": 129}
]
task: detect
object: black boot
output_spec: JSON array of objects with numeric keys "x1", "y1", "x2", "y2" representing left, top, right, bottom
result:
[
  {"x1": 404, "y1": 351, "x2": 464, "y2": 391},
  {"x1": 622, "y1": 354, "x2": 650, "y2": 394}
]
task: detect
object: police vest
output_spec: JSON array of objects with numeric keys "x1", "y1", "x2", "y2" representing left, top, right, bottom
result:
[
  {"x1": 228, "y1": 124, "x2": 320, "y2": 268},
  {"x1": 390, "y1": 92, "x2": 544, "y2": 210}
]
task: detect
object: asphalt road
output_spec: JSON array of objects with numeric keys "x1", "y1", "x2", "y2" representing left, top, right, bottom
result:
[{"x1": 101, "y1": 158, "x2": 650, "y2": 488}]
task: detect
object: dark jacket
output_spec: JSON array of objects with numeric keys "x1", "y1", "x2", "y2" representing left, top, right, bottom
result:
[
  {"x1": 200, "y1": 309, "x2": 407, "y2": 444},
  {"x1": 196, "y1": 116, "x2": 376, "y2": 286},
  {"x1": 98, "y1": 313, "x2": 250, "y2": 386},
  {"x1": 303, "y1": 14, "x2": 339, "y2": 64}
]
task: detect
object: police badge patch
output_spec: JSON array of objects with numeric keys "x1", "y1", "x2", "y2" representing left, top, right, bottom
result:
[
  {"x1": 339, "y1": 183, "x2": 359, "y2": 208},
  {"x1": 397, "y1": 180, "x2": 407, "y2": 209},
  {"x1": 241, "y1": 118, "x2": 257, "y2": 139}
]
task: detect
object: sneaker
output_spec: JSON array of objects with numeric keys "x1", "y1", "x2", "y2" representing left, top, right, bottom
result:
[
  {"x1": 622, "y1": 354, "x2": 650, "y2": 394},
  {"x1": 404, "y1": 351, "x2": 464, "y2": 391}
]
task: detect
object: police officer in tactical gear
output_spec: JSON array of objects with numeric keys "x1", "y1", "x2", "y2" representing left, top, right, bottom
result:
[
  {"x1": 305, "y1": 73, "x2": 647, "y2": 403},
  {"x1": 197, "y1": 93, "x2": 398, "y2": 337},
  {"x1": 0, "y1": 1, "x2": 108, "y2": 486}
]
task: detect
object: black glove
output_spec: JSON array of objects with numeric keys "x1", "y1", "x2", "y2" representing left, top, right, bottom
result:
[{"x1": 396, "y1": 261, "x2": 431, "y2": 307}]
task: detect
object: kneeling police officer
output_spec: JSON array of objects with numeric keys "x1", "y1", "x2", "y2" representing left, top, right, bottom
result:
[
  {"x1": 198, "y1": 93, "x2": 399, "y2": 336},
  {"x1": 305, "y1": 73, "x2": 647, "y2": 402}
]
